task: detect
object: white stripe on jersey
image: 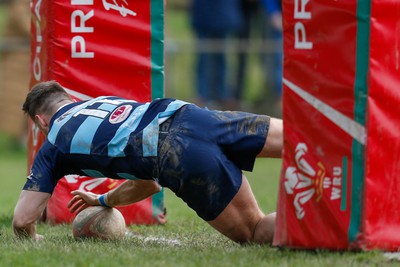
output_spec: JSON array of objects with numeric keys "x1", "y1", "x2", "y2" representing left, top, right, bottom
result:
[{"x1": 73, "y1": 109, "x2": 109, "y2": 119}]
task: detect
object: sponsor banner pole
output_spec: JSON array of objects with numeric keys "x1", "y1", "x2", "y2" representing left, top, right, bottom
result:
[
  {"x1": 29, "y1": 0, "x2": 166, "y2": 225},
  {"x1": 275, "y1": 0, "x2": 400, "y2": 251}
]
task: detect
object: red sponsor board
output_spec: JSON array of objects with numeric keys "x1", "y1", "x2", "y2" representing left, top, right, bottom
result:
[
  {"x1": 29, "y1": 0, "x2": 165, "y2": 225},
  {"x1": 275, "y1": 0, "x2": 400, "y2": 250},
  {"x1": 44, "y1": 176, "x2": 165, "y2": 225},
  {"x1": 363, "y1": 0, "x2": 400, "y2": 250}
]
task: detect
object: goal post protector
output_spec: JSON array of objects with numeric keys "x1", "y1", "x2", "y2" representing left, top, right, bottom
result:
[
  {"x1": 29, "y1": 0, "x2": 166, "y2": 225},
  {"x1": 274, "y1": 0, "x2": 400, "y2": 251}
]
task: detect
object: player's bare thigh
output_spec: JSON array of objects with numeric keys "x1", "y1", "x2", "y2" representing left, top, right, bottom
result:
[
  {"x1": 258, "y1": 117, "x2": 283, "y2": 158},
  {"x1": 207, "y1": 175, "x2": 264, "y2": 243}
]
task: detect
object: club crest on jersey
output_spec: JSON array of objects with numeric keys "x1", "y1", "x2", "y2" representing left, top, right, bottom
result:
[{"x1": 109, "y1": 105, "x2": 132, "y2": 124}]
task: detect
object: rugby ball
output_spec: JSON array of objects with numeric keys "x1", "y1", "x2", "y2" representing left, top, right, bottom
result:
[{"x1": 72, "y1": 206, "x2": 126, "y2": 240}]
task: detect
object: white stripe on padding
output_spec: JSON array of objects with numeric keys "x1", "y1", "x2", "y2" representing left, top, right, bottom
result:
[{"x1": 283, "y1": 78, "x2": 366, "y2": 145}]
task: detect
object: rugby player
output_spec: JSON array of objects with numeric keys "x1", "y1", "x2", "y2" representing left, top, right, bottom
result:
[{"x1": 13, "y1": 80, "x2": 283, "y2": 244}]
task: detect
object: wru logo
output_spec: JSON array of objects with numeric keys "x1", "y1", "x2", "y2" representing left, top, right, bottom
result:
[{"x1": 284, "y1": 143, "x2": 326, "y2": 220}]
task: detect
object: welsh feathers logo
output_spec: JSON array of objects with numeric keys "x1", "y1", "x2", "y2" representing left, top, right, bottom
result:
[{"x1": 284, "y1": 143, "x2": 343, "y2": 220}]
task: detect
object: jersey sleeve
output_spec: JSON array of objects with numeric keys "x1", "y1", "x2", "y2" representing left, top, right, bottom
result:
[{"x1": 23, "y1": 141, "x2": 60, "y2": 194}]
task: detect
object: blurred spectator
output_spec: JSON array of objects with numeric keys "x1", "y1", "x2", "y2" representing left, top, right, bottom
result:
[
  {"x1": 0, "y1": 0, "x2": 30, "y2": 146},
  {"x1": 190, "y1": 0, "x2": 243, "y2": 109},
  {"x1": 233, "y1": 0, "x2": 283, "y2": 116},
  {"x1": 261, "y1": 0, "x2": 283, "y2": 115},
  {"x1": 234, "y1": 0, "x2": 267, "y2": 108}
]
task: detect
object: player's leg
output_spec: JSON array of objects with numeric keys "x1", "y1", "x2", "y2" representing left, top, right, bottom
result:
[
  {"x1": 207, "y1": 174, "x2": 275, "y2": 244},
  {"x1": 257, "y1": 117, "x2": 283, "y2": 158}
]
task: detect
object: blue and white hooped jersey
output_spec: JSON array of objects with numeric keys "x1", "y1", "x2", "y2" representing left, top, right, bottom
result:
[{"x1": 23, "y1": 97, "x2": 188, "y2": 194}]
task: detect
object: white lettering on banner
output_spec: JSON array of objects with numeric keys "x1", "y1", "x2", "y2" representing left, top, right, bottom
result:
[
  {"x1": 79, "y1": 179, "x2": 106, "y2": 192},
  {"x1": 71, "y1": 36, "x2": 94, "y2": 58},
  {"x1": 31, "y1": 0, "x2": 43, "y2": 155},
  {"x1": 293, "y1": 0, "x2": 313, "y2": 50},
  {"x1": 72, "y1": 0, "x2": 93, "y2": 4},
  {"x1": 331, "y1": 167, "x2": 342, "y2": 200},
  {"x1": 71, "y1": 0, "x2": 95, "y2": 58},
  {"x1": 294, "y1": 0, "x2": 311, "y2": 19},
  {"x1": 294, "y1": 22, "x2": 313, "y2": 49},
  {"x1": 64, "y1": 175, "x2": 106, "y2": 192},
  {"x1": 64, "y1": 174, "x2": 80, "y2": 183},
  {"x1": 33, "y1": 0, "x2": 43, "y2": 81},
  {"x1": 71, "y1": 10, "x2": 94, "y2": 33},
  {"x1": 331, "y1": 187, "x2": 341, "y2": 200},
  {"x1": 102, "y1": 0, "x2": 137, "y2": 17}
]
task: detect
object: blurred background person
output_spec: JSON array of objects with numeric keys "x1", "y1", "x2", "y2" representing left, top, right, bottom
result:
[
  {"x1": 234, "y1": 0, "x2": 267, "y2": 111},
  {"x1": 261, "y1": 0, "x2": 283, "y2": 116},
  {"x1": 0, "y1": 0, "x2": 30, "y2": 147},
  {"x1": 190, "y1": 0, "x2": 243, "y2": 110},
  {"x1": 233, "y1": 0, "x2": 283, "y2": 117}
]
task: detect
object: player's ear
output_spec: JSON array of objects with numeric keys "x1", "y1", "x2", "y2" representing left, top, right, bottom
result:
[{"x1": 35, "y1": 114, "x2": 48, "y2": 128}]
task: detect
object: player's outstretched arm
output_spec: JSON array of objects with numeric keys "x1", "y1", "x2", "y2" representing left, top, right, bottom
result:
[
  {"x1": 106, "y1": 180, "x2": 161, "y2": 207},
  {"x1": 68, "y1": 180, "x2": 161, "y2": 213},
  {"x1": 13, "y1": 190, "x2": 51, "y2": 240}
]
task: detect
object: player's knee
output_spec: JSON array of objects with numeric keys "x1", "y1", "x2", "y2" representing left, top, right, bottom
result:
[
  {"x1": 252, "y1": 213, "x2": 276, "y2": 245},
  {"x1": 229, "y1": 225, "x2": 254, "y2": 244},
  {"x1": 12, "y1": 213, "x2": 26, "y2": 229},
  {"x1": 12, "y1": 216, "x2": 30, "y2": 234},
  {"x1": 229, "y1": 222, "x2": 274, "y2": 245}
]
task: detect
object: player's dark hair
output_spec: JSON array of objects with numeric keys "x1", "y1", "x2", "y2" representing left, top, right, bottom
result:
[{"x1": 22, "y1": 81, "x2": 72, "y2": 120}]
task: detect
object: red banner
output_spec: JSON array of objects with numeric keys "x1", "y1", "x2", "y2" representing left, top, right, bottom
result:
[
  {"x1": 363, "y1": 0, "x2": 400, "y2": 250},
  {"x1": 29, "y1": 0, "x2": 165, "y2": 225},
  {"x1": 275, "y1": 0, "x2": 400, "y2": 251},
  {"x1": 44, "y1": 176, "x2": 165, "y2": 225}
]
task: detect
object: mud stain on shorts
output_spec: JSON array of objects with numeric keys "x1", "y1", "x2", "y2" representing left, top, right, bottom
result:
[
  {"x1": 25, "y1": 183, "x2": 40, "y2": 192},
  {"x1": 237, "y1": 115, "x2": 270, "y2": 136},
  {"x1": 211, "y1": 110, "x2": 270, "y2": 136},
  {"x1": 158, "y1": 134, "x2": 185, "y2": 192}
]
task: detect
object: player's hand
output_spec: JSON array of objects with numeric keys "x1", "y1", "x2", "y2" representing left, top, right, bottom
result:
[{"x1": 68, "y1": 190, "x2": 100, "y2": 214}]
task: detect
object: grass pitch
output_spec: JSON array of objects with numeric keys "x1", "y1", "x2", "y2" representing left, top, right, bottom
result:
[{"x1": 0, "y1": 133, "x2": 392, "y2": 267}]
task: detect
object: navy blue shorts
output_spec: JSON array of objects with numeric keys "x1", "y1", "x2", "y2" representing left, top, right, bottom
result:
[{"x1": 157, "y1": 104, "x2": 270, "y2": 221}]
